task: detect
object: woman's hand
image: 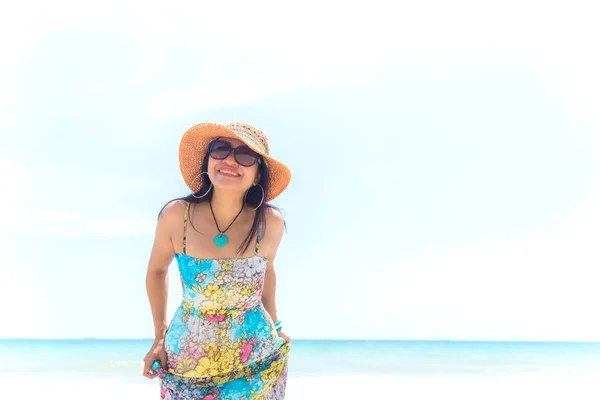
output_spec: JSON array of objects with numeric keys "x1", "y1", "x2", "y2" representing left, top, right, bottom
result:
[
  {"x1": 277, "y1": 329, "x2": 290, "y2": 343},
  {"x1": 143, "y1": 338, "x2": 167, "y2": 379}
]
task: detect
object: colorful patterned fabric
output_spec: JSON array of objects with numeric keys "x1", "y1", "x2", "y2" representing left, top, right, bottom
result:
[{"x1": 155, "y1": 202, "x2": 290, "y2": 399}]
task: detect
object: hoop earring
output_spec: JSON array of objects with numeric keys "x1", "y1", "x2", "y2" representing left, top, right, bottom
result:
[
  {"x1": 245, "y1": 184, "x2": 264, "y2": 211},
  {"x1": 190, "y1": 172, "x2": 212, "y2": 199}
]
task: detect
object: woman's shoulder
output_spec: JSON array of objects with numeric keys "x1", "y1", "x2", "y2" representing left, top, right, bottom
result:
[
  {"x1": 158, "y1": 199, "x2": 188, "y2": 224},
  {"x1": 263, "y1": 205, "x2": 285, "y2": 239},
  {"x1": 264, "y1": 205, "x2": 284, "y2": 225},
  {"x1": 260, "y1": 206, "x2": 285, "y2": 256}
]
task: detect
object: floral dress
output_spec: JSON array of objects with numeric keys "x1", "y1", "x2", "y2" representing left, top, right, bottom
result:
[{"x1": 154, "y1": 202, "x2": 290, "y2": 399}]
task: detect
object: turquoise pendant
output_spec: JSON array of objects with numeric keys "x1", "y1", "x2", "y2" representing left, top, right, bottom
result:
[{"x1": 214, "y1": 234, "x2": 228, "y2": 248}]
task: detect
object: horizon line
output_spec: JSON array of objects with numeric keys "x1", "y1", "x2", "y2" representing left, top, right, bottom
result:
[{"x1": 1, "y1": 337, "x2": 599, "y2": 344}]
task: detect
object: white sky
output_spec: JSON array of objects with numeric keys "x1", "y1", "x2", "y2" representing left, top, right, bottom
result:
[{"x1": 1, "y1": 0, "x2": 599, "y2": 341}]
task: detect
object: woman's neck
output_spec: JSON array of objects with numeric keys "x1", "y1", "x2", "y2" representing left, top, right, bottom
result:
[{"x1": 209, "y1": 189, "x2": 247, "y2": 223}]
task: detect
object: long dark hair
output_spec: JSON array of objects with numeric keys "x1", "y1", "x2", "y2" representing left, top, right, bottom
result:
[{"x1": 160, "y1": 150, "x2": 284, "y2": 255}]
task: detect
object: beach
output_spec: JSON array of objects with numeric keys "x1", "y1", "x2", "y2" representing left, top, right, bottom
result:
[
  {"x1": 2, "y1": 374, "x2": 600, "y2": 399},
  {"x1": 2, "y1": 339, "x2": 600, "y2": 399}
]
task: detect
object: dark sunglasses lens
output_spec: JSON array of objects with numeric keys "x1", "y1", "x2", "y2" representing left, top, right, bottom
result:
[
  {"x1": 235, "y1": 147, "x2": 259, "y2": 166},
  {"x1": 210, "y1": 141, "x2": 231, "y2": 159}
]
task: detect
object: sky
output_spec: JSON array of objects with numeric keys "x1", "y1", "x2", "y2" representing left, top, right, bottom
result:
[{"x1": 1, "y1": 0, "x2": 599, "y2": 341}]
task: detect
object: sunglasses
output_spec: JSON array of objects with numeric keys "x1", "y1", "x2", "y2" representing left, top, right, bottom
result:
[{"x1": 208, "y1": 140, "x2": 261, "y2": 167}]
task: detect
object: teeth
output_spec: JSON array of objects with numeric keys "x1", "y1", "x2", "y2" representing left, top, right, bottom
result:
[{"x1": 219, "y1": 170, "x2": 239, "y2": 177}]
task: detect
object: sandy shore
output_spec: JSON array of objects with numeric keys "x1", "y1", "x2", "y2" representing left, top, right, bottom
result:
[{"x1": 3, "y1": 374, "x2": 600, "y2": 399}]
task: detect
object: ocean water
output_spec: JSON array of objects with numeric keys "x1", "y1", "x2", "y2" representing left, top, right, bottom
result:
[{"x1": 2, "y1": 339, "x2": 600, "y2": 383}]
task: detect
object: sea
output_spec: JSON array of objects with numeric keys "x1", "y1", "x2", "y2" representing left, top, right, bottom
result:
[{"x1": 1, "y1": 339, "x2": 599, "y2": 399}]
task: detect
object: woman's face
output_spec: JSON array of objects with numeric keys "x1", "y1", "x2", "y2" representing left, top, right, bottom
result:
[{"x1": 206, "y1": 137, "x2": 260, "y2": 193}]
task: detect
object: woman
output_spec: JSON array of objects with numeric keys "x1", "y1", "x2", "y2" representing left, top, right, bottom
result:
[{"x1": 143, "y1": 122, "x2": 292, "y2": 399}]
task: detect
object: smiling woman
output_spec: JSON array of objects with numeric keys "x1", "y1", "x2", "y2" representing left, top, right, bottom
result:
[{"x1": 143, "y1": 122, "x2": 292, "y2": 399}]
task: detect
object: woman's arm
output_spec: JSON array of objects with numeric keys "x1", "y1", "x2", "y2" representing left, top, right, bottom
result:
[
  {"x1": 260, "y1": 208, "x2": 289, "y2": 342},
  {"x1": 261, "y1": 260, "x2": 280, "y2": 324},
  {"x1": 145, "y1": 201, "x2": 180, "y2": 340},
  {"x1": 143, "y1": 201, "x2": 184, "y2": 378}
]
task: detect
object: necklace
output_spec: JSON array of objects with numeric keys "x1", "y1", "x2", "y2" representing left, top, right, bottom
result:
[{"x1": 209, "y1": 199, "x2": 244, "y2": 248}]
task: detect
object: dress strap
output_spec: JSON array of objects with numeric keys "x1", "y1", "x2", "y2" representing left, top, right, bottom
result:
[
  {"x1": 183, "y1": 201, "x2": 190, "y2": 254},
  {"x1": 254, "y1": 220, "x2": 262, "y2": 255}
]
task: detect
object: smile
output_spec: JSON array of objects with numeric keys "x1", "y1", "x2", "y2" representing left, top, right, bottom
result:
[{"x1": 218, "y1": 169, "x2": 240, "y2": 177}]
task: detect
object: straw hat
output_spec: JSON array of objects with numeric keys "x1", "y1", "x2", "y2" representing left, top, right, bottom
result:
[{"x1": 179, "y1": 122, "x2": 291, "y2": 202}]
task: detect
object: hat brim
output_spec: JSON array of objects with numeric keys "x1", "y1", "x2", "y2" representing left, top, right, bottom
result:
[{"x1": 179, "y1": 123, "x2": 291, "y2": 202}]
